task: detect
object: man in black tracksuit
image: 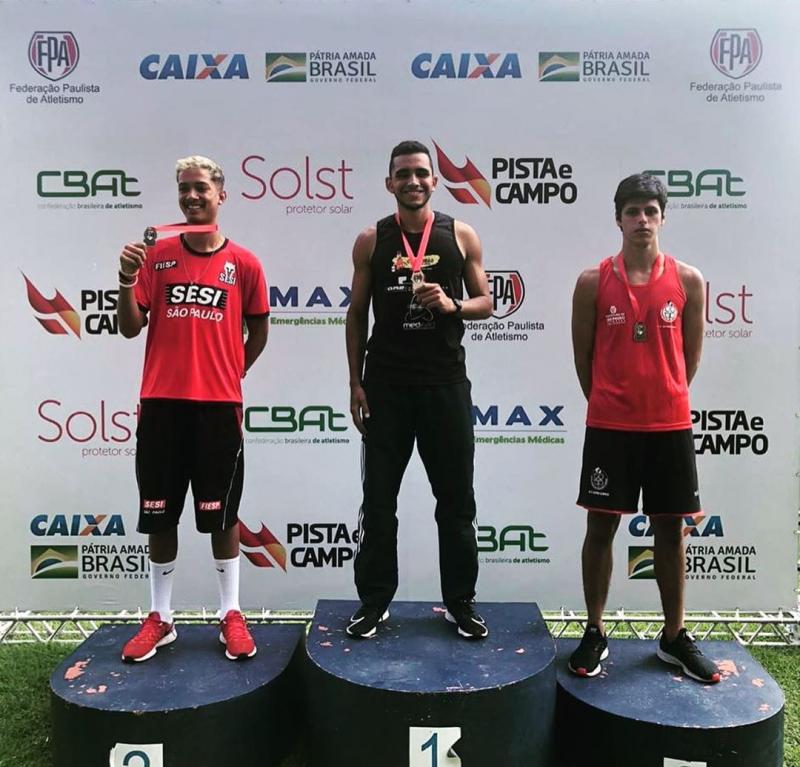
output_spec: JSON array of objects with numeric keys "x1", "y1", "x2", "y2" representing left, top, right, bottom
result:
[{"x1": 345, "y1": 140, "x2": 492, "y2": 639}]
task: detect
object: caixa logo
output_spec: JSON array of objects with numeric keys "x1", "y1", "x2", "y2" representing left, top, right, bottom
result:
[
  {"x1": 692, "y1": 410, "x2": 768, "y2": 455},
  {"x1": 412, "y1": 53, "x2": 521, "y2": 79},
  {"x1": 244, "y1": 405, "x2": 347, "y2": 433},
  {"x1": 29, "y1": 31, "x2": 79, "y2": 81},
  {"x1": 629, "y1": 513, "x2": 724, "y2": 538},
  {"x1": 269, "y1": 285, "x2": 351, "y2": 310},
  {"x1": 643, "y1": 169, "x2": 744, "y2": 198},
  {"x1": 140, "y1": 53, "x2": 249, "y2": 80},
  {"x1": 711, "y1": 29, "x2": 762, "y2": 79},
  {"x1": 30, "y1": 514, "x2": 126, "y2": 537},
  {"x1": 473, "y1": 404, "x2": 564, "y2": 428},
  {"x1": 37, "y1": 170, "x2": 140, "y2": 198},
  {"x1": 477, "y1": 525, "x2": 548, "y2": 552},
  {"x1": 487, "y1": 271, "x2": 524, "y2": 319}
]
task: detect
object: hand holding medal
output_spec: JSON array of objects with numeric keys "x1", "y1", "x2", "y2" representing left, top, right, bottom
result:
[{"x1": 395, "y1": 212, "x2": 433, "y2": 293}]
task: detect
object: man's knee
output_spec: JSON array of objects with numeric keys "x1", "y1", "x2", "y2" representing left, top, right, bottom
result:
[{"x1": 585, "y1": 511, "x2": 621, "y2": 546}]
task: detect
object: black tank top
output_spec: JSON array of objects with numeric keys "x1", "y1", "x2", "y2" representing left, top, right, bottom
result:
[{"x1": 364, "y1": 211, "x2": 467, "y2": 385}]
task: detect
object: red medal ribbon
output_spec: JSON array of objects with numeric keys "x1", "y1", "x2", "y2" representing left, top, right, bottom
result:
[
  {"x1": 143, "y1": 223, "x2": 218, "y2": 247},
  {"x1": 395, "y1": 212, "x2": 434, "y2": 276},
  {"x1": 615, "y1": 251, "x2": 663, "y2": 325}
]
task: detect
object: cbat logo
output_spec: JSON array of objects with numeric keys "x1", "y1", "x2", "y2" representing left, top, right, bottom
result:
[
  {"x1": 140, "y1": 54, "x2": 249, "y2": 80},
  {"x1": 23, "y1": 275, "x2": 121, "y2": 336},
  {"x1": 239, "y1": 522, "x2": 287, "y2": 570},
  {"x1": 487, "y1": 271, "x2": 525, "y2": 319},
  {"x1": 711, "y1": 29, "x2": 762, "y2": 79},
  {"x1": 433, "y1": 140, "x2": 576, "y2": 206},
  {"x1": 37, "y1": 169, "x2": 140, "y2": 198},
  {"x1": 245, "y1": 405, "x2": 347, "y2": 433},
  {"x1": 629, "y1": 514, "x2": 724, "y2": 538},
  {"x1": 473, "y1": 404, "x2": 564, "y2": 428},
  {"x1": 30, "y1": 514, "x2": 126, "y2": 537},
  {"x1": 29, "y1": 32, "x2": 79, "y2": 81},
  {"x1": 539, "y1": 52, "x2": 580, "y2": 81},
  {"x1": 628, "y1": 546, "x2": 655, "y2": 579},
  {"x1": 643, "y1": 169, "x2": 745, "y2": 198},
  {"x1": 411, "y1": 53, "x2": 521, "y2": 79},
  {"x1": 477, "y1": 525, "x2": 548, "y2": 553},
  {"x1": 31, "y1": 546, "x2": 78, "y2": 579},
  {"x1": 266, "y1": 53, "x2": 307, "y2": 82}
]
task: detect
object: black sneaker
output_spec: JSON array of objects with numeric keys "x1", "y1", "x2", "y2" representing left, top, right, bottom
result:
[
  {"x1": 568, "y1": 624, "x2": 608, "y2": 677},
  {"x1": 657, "y1": 628, "x2": 721, "y2": 683},
  {"x1": 346, "y1": 605, "x2": 389, "y2": 638},
  {"x1": 444, "y1": 601, "x2": 489, "y2": 639}
]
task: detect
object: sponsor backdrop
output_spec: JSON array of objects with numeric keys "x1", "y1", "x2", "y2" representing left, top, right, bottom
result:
[{"x1": 1, "y1": 0, "x2": 798, "y2": 611}]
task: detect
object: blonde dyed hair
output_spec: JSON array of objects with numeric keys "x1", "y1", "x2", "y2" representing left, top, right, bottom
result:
[{"x1": 175, "y1": 155, "x2": 225, "y2": 188}]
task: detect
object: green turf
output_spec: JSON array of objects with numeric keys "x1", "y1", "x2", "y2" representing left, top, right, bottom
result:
[{"x1": 1, "y1": 642, "x2": 797, "y2": 766}]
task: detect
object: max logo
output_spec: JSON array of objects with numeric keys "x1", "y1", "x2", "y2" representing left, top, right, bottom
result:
[
  {"x1": 239, "y1": 521, "x2": 287, "y2": 571},
  {"x1": 22, "y1": 273, "x2": 81, "y2": 337}
]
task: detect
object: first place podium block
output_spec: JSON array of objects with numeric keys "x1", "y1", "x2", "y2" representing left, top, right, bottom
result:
[
  {"x1": 50, "y1": 623, "x2": 304, "y2": 767},
  {"x1": 304, "y1": 600, "x2": 557, "y2": 767},
  {"x1": 556, "y1": 638, "x2": 785, "y2": 767}
]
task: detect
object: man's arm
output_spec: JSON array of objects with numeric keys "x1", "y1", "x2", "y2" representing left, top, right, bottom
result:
[
  {"x1": 244, "y1": 315, "x2": 269, "y2": 373},
  {"x1": 345, "y1": 227, "x2": 376, "y2": 435},
  {"x1": 117, "y1": 242, "x2": 147, "y2": 338},
  {"x1": 678, "y1": 261, "x2": 705, "y2": 385},
  {"x1": 571, "y1": 268, "x2": 599, "y2": 400},
  {"x1": 415, "y1": 221, "x2": 492, "y2": 318}
]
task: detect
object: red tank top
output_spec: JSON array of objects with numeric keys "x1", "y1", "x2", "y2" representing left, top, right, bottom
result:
[{"x1": 587, "y1": 253, "x2": 691, "y2": 431}]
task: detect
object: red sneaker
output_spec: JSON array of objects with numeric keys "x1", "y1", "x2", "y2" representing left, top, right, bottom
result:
[
  {"x1": 121, "y1": 612, "x2": 177, "y2": 662},
  {"x1": 219, "y1": 609, "x2": 257, "y2": 660}
]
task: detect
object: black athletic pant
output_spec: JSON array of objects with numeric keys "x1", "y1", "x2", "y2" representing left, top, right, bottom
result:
[{"x1": 354, "y1": 380, "x2": 479, "y2": 609}]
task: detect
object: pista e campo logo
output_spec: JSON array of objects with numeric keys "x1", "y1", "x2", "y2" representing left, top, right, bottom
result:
[
  {"x1": 432, "y1": 140, "x2": 492, "y2": 207},
  {"x1": 22, "y1": 273, "x2": 81, "y2": 337},
  {"x1": 239, "y1": 521, "x2": 287, "y2": 571}
]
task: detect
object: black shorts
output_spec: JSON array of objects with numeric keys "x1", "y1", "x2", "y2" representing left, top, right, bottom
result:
[
  {"x1": 136, "y1": 400, "x2": 244, "y2": 534},
  {"x1": 577, "y1": 426, "x2": 701, "y2": 516}
]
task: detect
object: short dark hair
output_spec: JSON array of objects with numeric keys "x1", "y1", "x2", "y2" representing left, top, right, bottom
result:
[
  {"x1": 614, "y1": 174, "x2": 667, "y2": 219},
  {"x1": 389, "y1": 140, "x2": 433, "y2": 176}
]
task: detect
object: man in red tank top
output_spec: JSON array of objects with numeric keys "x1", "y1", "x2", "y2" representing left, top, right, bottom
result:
[
  {"x1": 569, "y1": 174, "x2": 719, "y2": 683},
  {"x1": 116, "y1": 156, "x2": 269, "y2": 663}
]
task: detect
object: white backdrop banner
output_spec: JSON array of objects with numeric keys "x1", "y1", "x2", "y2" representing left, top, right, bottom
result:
[{"x1": 1, "y1": 0, "x2": 798, "y2": 611}]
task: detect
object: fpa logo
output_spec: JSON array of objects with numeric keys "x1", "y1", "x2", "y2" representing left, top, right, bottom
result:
[
  {"x1": 711, "y1": 29, "x2": 762, "y2": 79},
  {"x1": 140, "y1": 54, "x2": 249, "y2": 80},
  {"x1": 29, "y1": 31, "x2": 79, "y2": 81},
  {"x1": 411, "y1": 53, "x2": 521, "y2": 79},
  {"x1": 487, "y1": 271, "x2": 525, "y2": 319},
  {"x1": 239, "y1": 522, "x2": 287, "y2": 571}
]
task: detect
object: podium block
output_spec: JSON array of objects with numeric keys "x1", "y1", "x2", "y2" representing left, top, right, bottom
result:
[
  {"x1": 304, "y1": 599, "x2": 556, "y2": 766},
  {"x1": 50, "y1": 623, "x2": 304, "y2": 767},
  {"x1": 556, "y1": 638, "x2": 784, "y2": 767}
]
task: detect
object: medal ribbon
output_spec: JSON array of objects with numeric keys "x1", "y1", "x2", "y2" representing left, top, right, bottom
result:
[
  {"x1": 143, "y1": 223, "x2": 218, "y2": 247},
  {"x1": 615, "y1": 251, "x2": 663, "y2": 325},
  {"x1": 395, "y1": 212, "x2": 434, "y2": 276}
]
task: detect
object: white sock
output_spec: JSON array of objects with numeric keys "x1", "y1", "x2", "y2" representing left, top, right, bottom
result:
[
  {"x1": 215, "y1": 556, "x2": 241, "y2": 616},
  {"x1": 149, "y1": 559, "x2": 176, "y2": 624}
]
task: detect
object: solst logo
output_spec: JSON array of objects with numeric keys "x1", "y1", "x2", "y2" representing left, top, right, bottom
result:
[
  {"x1": 37, "y1": 170, "x2": 140, "y2": 198},
  {"x1": 711, "y1": 29, "x2": 762, "y2": 79},
  {"x1": 245, "y1": 405, "x2": 347, "y2": 433},
  {"x1": 411, "y1": 53, "x2": 521, "y2": 79},
  {"x1": 31, "y1": 514, "x2": 125, "y2": 537},
  {"x1": 643, "y1": 169, "x2": 744, "y2": 198},
  {"x1": 692, "y1": 410, "x2": 768, "y2": 455},
  {"x1": 140, "y1": 53, "x2": 249, "y2": 80},
  {"x1": 487, "y1": 271, "x2": 524, "y2": 319},
  {"x1": 29, "y1": 32, "x2": 79, "y2": 81},
  {"x1": 23, "y1": 275, "x2": 122, "y2": 336},
  {"x1": 240, "y1": 154, "x2": 354, "y2": 216},
  {"x1": 433, "y1": 141, "x2": 576, "y2": 207}
]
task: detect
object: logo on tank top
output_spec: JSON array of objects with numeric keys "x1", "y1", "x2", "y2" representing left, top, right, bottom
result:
[
  {"x1": 605, "y1": 305, "x2": 626, "y2": 326},
  {"x1": 589, "y1": 467, "x2": 609, "y2": 493},
  {"x1": 219, "y1": 260, "x2": 237, "y2": 286},
  {"x1": 660, "y1": 301, "x2": 678, "y2": 323}
]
